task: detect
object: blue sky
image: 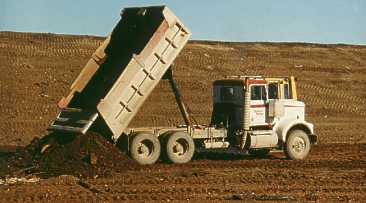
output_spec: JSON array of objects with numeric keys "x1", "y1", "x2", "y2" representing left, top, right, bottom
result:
[{"x1": 1, "y1": 0, "x2": 365, "y2": 45}]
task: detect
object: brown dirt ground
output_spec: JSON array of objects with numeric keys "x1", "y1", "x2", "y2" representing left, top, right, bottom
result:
[
  {"x1": 0, "y1": 31, "x2": 366, "y2": 201},
  {"x1": 0, "y1": 143, "x2": 365, "y2": 202}
]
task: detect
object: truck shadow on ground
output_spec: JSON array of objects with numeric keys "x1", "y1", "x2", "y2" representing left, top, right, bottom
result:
[{"x1": 193, "y1": 151, "x2": 285, "y2": 161}]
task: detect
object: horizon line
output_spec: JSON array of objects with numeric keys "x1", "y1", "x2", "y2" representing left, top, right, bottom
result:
[{"x1": 1, "y1": 30, "x2": 365, "y2": 47}]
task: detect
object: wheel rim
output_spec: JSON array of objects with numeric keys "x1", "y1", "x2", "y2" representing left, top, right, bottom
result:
[
  {"x1": 172, "y1": 138, "x2": 189, "y2": 156},
  {"x1": 291, "y1": 136, "x2": 306, "y2": 154},
  {"x1": 137, "y1": 140, "x2": 154, "y2": 158}
]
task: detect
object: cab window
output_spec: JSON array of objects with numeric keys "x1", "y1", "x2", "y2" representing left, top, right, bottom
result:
[
  {"x1": 251, "y1": 85, "x2": 266, "y2": 100},
  {"x1": 268, "y1": 83, "x2": 279, "y2": 99},
  {"x1": 218, "y1": 85, "x2": 243, "y2": 103},
  {"x1": 220, "y1": 87, "x2": 235, "y2": 101}
]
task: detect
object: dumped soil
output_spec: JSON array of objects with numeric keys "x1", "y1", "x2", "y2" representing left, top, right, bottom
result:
[{"x1": 0, "y1": 132, "x2": 138, "y2": 178}]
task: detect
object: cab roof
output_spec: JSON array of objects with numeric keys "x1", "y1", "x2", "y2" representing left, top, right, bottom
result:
[
  {"x1": 213, "y1": 76, "x2": 293, "y2": 86},
  {"x1": 213, "y1": 79, "x2": 245, "y2": 86}
]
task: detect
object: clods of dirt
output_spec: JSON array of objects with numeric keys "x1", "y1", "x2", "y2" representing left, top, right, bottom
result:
[{"x1": 0, "y1": 132, "x2": 138, "y2": 178}]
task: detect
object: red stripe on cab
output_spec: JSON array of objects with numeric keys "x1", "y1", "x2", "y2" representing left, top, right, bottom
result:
[{"x1": 250, "y1": 104, "x2": 266, "y2": 108}]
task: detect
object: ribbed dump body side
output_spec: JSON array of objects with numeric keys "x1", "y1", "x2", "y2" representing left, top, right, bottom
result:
[
  {"x1": 55, "y1": 6, "x2": 191, "y2": 139},
  {"x1": 97, "y1": 7, "x2": 191, "y2": 140}
]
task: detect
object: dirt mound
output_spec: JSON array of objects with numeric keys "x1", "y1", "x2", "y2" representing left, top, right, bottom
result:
[
  {"x1": 0, "y1": 132, "x2": 138, "y2": 178},
  {"x1": 34, "y1": 132, "x2": 138, "y2": 178}
]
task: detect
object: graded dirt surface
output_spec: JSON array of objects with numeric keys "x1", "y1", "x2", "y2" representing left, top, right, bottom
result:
[
  {"x1": 0, "y1": 31, "x2": 366, "y2": 201},
  {"x1": 0, "y1": 143, "x2": 365, "y2": 202}
]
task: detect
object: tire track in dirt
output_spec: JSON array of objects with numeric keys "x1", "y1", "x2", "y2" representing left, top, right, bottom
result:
[{"x1": 299, "y1": 82, "x2": 366, "y2": 117}]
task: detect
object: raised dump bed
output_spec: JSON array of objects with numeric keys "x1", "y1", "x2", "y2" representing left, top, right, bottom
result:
[{"x1": 49, "y1": 6, "x2": 191, "y2": 140}]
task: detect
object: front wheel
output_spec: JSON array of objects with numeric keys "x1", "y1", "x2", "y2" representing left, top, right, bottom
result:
[
  {"x1": 130, "y1": 133, "x2": 161, "y2": 165},
  {"x1": 285, "y1": 130, "x2": 311, "y2": 160},
  {"x1": 163, "y1": 131, "x2": 195, "y2": 164}
]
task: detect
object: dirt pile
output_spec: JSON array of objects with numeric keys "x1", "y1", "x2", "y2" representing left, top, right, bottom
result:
[{"x1": 0, "y1": 132, "x2": 137, "y2": 178}]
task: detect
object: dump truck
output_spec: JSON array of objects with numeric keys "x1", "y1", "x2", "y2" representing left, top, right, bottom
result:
[{"x1": 48, "y1": 6, "x2": 317, "y2": 165}]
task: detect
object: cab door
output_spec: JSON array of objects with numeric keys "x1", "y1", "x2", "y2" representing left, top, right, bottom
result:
[{"x1": 249, "y1": 83, "x2": 267, "y2": 126}]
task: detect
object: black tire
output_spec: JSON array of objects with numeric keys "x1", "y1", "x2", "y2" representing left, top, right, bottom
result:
[
  {"x1": 248, "y1": 148, "x2": 270, "y2": 157},
  {"x1": 285, "y1": 129, "x2": 311, "y2": 160},
  {"x1": 130, "y1": 133, "x2": 161, "y2": 165},
  {"x1": 163, "y1": 131, "x2": 195, "y2": 164}
]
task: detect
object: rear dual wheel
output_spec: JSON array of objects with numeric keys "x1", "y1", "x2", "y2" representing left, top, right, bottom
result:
[
  {"x1": 130, "y1": 133, "x2": 161, "y2": 165},
  {"x1": 162, "y1": 131, "x2": 195, "y2": 164},
  {"x1": 129, "y1": 131, "x2": 195, "y2": 165}
]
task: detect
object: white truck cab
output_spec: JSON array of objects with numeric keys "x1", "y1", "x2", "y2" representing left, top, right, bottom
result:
[{"x1": 212, "y1": 76, "x2": 317, "y2": 159}]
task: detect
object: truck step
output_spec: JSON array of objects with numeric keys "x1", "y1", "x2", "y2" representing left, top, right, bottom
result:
[
  {"x1": 251, "y1": 130, "x2": 273, "y2": 136},
  {"x1": 48, "y1": 108, "x2": 98, "y2": 134}
]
